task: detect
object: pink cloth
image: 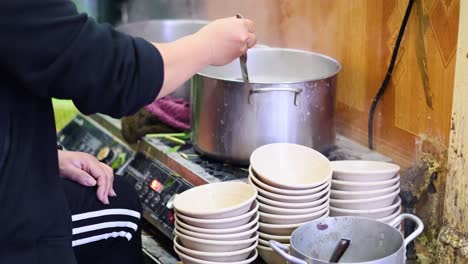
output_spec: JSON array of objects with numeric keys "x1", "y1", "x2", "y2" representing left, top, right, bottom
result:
[{"x1": 144, "y1": 96, "x2": 190, "y2": 130}]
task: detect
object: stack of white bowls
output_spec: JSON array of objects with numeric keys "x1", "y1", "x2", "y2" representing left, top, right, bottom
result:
[
  {"x1": 248, "y1": 143, "x2": 332, "y2": 264},
  {"x1": 329, "y1": 160, "x2": 401, "y2": 225},
  {"x1": 173, "y1": 182, "x2": 259, "y2": 264}
]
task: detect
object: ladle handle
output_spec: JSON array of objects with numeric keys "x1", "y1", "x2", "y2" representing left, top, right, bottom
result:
[
  {"x1": 236, "y1": 14, "x2": 249, "y2": 82},
  {"x1": 270, "y1": 240, "x2": 307, "y2": 264},
  {"x1": 388, "y1": 213, "x2": 424, "y2": 247},
  {"x1": 329, "y1": 238, "x2": 351, "y2": 263}
]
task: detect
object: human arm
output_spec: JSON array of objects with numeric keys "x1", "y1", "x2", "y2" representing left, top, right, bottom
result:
[
  {"x1": 0, "y1": 1, "x2": 256, "y2": 117},
  {"x1": 154, "y1": 16, "x2": 256, "y2": 99}
]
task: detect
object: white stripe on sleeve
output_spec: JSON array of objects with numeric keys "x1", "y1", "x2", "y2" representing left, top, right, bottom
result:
[
  {"x1": 72, "y1": 209, "x2": 141, "y2": 222},
  {"x1": 72, "y1": 221, "x2": 138, "y2": 235},
  {"x1": 72, "y1": 231, "x2": 133, "y2": 247}
]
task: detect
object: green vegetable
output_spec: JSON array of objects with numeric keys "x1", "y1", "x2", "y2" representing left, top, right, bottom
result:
[
  {"x1": 146, "y1": 132, "x2": 191, "y2": 139},
  {"x1": 166, "y1": 145, "x2": 181, "y2": 154},
  {"x1": 164, "y1": 136, "x2": 185, "y2": 145}
]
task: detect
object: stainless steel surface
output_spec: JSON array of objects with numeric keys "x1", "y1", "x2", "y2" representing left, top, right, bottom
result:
[
  {"x1": 248, "y1": 87, "x2": 303, "y2": 105},
  {"x1": 116, "y1": 19, "x2": 208, "y2": 100},
  {"x1": 236, "y1": 14, "x2": 250, "y2": 82},
  {"x1": 270, "y1": 214, "x2": 424, "y2": 264},
  {"x1": 191, "y1": 48, "x2": 341, "y2": 164},
  {"x1": 121, "y1": 0, "x2": 206, "y2": 23},
  {"x1": 239, "y1": 54, "x2": 249, "y2": 82}
]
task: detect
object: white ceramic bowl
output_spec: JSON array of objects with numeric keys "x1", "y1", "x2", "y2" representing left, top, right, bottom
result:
[
  {"x1": 176, "y1": 201, "x2": 259, "y2": 229},
  {"x1": 259, "y1": 237, "x2": 291, "y2": 247},
  {"x1": 332, "y1": 175, "x2": 400, "y2": 191},
  {"x1": 331, "y1": 160, "x2": 400, "y2": 182},
  {"x1": 257, "y1": 192, "x2": 329, "y2": 209},
  {"x1": 258, "y1": 237, "x2": 270, "y2": 246},
  {"x1": 174, "y1": 244, "x2": 258, "y2": 264},
  {"x1": 250, "y1": 143, "x2": 332, "y2": 190},
  {"x1": 330, "y1": 197, "x2": 401, "y2": 219},
  {"x1": 330, "y1": 183, "x2": 399, "y2": 200},
  {"x1": 175, "y1": 212, "x2": 259, "y2": 235},
  {"x1": 175, "y1": 230, "x2": 258, "y2": 252},
  {"x1": 175, "y1": 222, "x2": 259, "y2": 241},
  {"x1": 259, "y1": 211, "x2": 329, "y2": 236},
  {"x1": 174, "y1": 236, "x2": 258, "y2": 262},
  {"x1": 258, "y1": 231, "x2": 291, "y2": 244},
  {"x1": 257, "y1": 245, "x2": 288, "y2": 264},
  {"x1": 259, "y1": 206, "x2": 328, "y2": 225},
  {"x1": 249, "y1": 166, "x2": 329, "y2": 196},
  {"x1": 330, "y1": 189, "x2": 400, "y2": 210},
  {"x1": 378, "y1": 208, "x2": 401, "y2": 223},
  {"x1": 258, "y1": 199, "x2": 328, "y2": 215},
  {"x1": 250, "y1": 176, "x2": 330, "y2": 203},
  {"x1": 173, "y1": 182, "x2": 257, "y2": 219}
]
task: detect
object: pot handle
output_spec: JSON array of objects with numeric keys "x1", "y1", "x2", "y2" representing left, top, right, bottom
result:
[
  {"x1": 248, "y1": 87, "x2": 303, "y2": 106},
  {"x1": 388, "y1": 213, "x2": 424, "y2": 247},
  {"x1": 270, "y1": 240, "x2": 307, "y2": 264}
]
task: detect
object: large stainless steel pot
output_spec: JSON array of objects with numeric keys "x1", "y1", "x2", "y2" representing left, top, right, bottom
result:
[
  {"x1": 191, "y1": 48, "x2": 341, "y2": 164},
  {"x1": 117, "y1": 20, "x2": 208, "y2": 100},
  {"x1": 120, "y1": 0, "x2": 205, "y2": 22},
  {"x1": 270, "y1": 214, "x2": 424, "y2": 264}
]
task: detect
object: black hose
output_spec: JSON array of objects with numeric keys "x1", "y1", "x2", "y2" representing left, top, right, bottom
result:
[{"x1": 368, "y1": 0, "x2": 415, "y2": 149}]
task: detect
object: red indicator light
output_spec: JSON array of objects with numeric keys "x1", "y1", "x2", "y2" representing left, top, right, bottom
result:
[
  {"x1": 150, "y1": 179, "x2": 162, "y2": 192},
  {"x1": 168, "y1": 211, "x2": 175, "y2": 223}
]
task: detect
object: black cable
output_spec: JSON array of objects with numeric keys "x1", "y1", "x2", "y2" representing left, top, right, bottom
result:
[{"x1": 368, "y1": 0, "x2": 415, "y2": 149}]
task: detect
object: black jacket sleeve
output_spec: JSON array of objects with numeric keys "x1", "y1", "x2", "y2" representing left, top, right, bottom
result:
[{"x1": 0, "y1": 0, "x2": 164, "y2": 117}]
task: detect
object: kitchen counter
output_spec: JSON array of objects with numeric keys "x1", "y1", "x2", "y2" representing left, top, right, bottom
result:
[{"x1": 88, "y1": 114, "x2": 392, "y2": 263}]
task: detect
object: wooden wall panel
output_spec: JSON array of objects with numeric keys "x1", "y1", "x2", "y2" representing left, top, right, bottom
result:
[
  {"x1": 335, "y1": 1, "x2": 368, "y2": 112},
  {"x1": 200, "y1": 0, "x2": 459, "y2": 168}
]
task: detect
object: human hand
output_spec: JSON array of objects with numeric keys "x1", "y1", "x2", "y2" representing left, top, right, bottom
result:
[
  {"x1": 195, "y1": 16, "x2": 257, "y2": 66},
  {"x1": 58, "y1": 150, "x2": 116, "y2": 204}
]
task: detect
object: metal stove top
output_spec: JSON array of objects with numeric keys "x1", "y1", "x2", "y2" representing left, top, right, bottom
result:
[
  {"x1": 137, "y1": 133, "x2": 391, "y2": 186},
  {"x1": 140, "y1": 137, "x2": 248, "y2": 184},
  {"x1": 89, "y1": 113, "x2": 390, "y2": 183}
]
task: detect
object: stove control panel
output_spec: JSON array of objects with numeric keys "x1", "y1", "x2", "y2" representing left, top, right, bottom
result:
[
  {"x1": 118, "y1": 152, "x2": 193, "y2": 239},
  {"x1": 57, "y1": 115, "x2": 133, "y2": 171}
]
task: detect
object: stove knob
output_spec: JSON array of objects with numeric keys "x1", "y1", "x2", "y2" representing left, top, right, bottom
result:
[
  {"x1": 135, "y1": 182, "x2": 143, "y2": 190},
  {"x1": 147, "y1": 191, "x2": 154, "y2": 199},
  {"x1": 166, "y1": 194, "x2": 178, "y2": 210},
  {"x1": 153, "y1": 195, "x2": 161, "y2": 204}
]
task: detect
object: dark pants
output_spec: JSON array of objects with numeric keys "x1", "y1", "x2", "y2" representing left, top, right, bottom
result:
[{"x1": 62, "y1": 177, "x2": 143, "y2": 264}]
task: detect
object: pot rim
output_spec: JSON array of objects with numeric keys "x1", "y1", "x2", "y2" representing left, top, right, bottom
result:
[
  {"x1": 117, "y1": 19, "x2": 210, "y2": 29},
  {"x1": 290, "y1": 216, "x2": 406, "y2": 263},
  {"x1": 196, "y1": 47, "x2": 342, "y2": 84}
]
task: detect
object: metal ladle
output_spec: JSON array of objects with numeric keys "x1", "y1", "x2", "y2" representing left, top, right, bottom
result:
[{"x1": 236, "y1": 14, "x2": 250, "y2": 82}]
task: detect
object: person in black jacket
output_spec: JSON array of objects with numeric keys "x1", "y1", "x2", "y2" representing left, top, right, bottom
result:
[{"x1": 0, "y1": 1, "x2": 256, "y2": 264}]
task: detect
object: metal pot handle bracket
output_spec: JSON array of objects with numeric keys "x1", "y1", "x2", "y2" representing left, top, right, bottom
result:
[
  {"x1": 270, "y1": 240, "x2": 307, "y2": 264},
  {"x1": 388, "y1": 213, "x2": 425, "y2": 247},
  {"x1": 248, "y1": 87, "x2": 303, "y2": 106}
]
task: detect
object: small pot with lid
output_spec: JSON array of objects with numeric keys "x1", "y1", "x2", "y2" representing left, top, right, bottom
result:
[{"x1": 270, "y1": 214, "x2": 424, "y2": 264}]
